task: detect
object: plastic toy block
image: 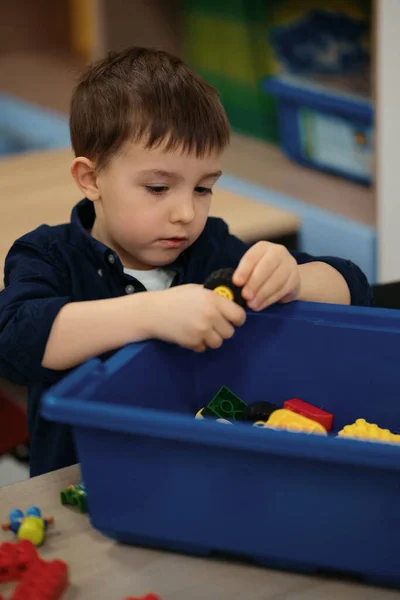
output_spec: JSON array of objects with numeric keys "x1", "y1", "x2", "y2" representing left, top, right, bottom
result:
[
  {"x1": 264, "y1": 409, "x2": 328, "y2": 435},
  {"x1": 338, "y1": 419, "x2": 400, "y2": 444},
  {"x1": 284, "y1": 398, "x2": 333, "y2": 431},
  {"x1": 11, "y1": 556, "x2": 68, "y2": 600},
  {"x1": 124, "y1": 595, "x2": 161, "y2": 600},
  {"x1": 60, "y1": 482, "x2": 88, "y2": 513},
  {"x1": 0, "y1": 539, "x2": 37, "y2": 583},
  {"x1": 242, "y1": 401, "x2": 277, "y2": 423},
  {"x1": 204, "y1": 267, "x2": 246, "y2": 307},
  {"x1": 195, "y1": 408, "x2": 205, "y2": 419},
  {"x1": 3, "y1": 506, "x2": 54, "y2": 546},
  {"x1": 201, "y1": 386, "x2": 248, "y2": 420}
]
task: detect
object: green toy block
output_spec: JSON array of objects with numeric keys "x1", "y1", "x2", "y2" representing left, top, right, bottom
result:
[
  {"x1": 202, "y1": 386, "x2": 248, "y2": 420},
  {"x1": 60, "y1": 484, "x2": 88, "y2": 513}
]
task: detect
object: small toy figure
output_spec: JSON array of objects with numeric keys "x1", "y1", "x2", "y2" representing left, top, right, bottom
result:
[
  {"x1": 204, "y1": 268, "x2": 246, "y2": 307},
  {"x1": 60, "y1": 481, "x2": 88, "y2": 513},
  {"x1": 2, "y1": 506, "x2": 54, "y2": 547}
]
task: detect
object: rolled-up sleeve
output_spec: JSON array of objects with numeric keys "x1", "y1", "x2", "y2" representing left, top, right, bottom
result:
[
  {"x1": 292, "y1": 251, "x2": 373, "y2": 307},
  {"x1": 0, "y1": 241, "x2": 71, "y2": 385}
]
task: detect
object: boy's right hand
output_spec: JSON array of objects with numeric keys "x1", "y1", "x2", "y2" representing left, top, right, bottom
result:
[{"x1": 143, "y1": 284, "x2": 246, "y2": 352}]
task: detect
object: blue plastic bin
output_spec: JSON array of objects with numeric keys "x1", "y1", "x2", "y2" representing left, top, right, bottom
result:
[
  {"x1": 0, "y1": 93, "x2": 70, "y2": 157},
  {"x1": 262, "y1": 75, "x2": 374, "y2": 184},
  {"x1": 42, "y1": 302, "x2": 400, "y2": 588}
]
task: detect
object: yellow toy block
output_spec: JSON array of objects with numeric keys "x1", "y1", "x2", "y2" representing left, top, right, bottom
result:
[
  {"x1": 195, "y1": 408, "x2": 205, "y2": 419},
  {"x1": 264, "y1": 409, "x2": 327, "y2": 435},
  {"x1": 338, "y1": 419, "x2": 400, "y2": 444}
]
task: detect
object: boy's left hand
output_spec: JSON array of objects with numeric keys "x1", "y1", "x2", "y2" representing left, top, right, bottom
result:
[{"x1": 232, "y1": 241, "x2": 300, "y2": 311}]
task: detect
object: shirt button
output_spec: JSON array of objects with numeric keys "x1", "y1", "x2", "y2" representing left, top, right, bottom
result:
[
  {"x1": 97, "y1": 269, "x2": 103, "y2": 277},
  {"x1": 108, "y1": 254, "x2": 115, "y2": 265},
  {"x1": 125, "y1": 284, "x2": 135, "y2": 294}
]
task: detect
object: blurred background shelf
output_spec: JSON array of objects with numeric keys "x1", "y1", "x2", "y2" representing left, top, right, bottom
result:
[
  {"x1": 0, "y1": 0, "x2": 397, "y2": 285},
  {"x1": 0, "y1": 51, "x2": 375, "y2": 228}
]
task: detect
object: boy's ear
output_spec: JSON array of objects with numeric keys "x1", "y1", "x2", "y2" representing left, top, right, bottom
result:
[{"x1": 71, "y1": 157, "x2": 100, "y2": 201}]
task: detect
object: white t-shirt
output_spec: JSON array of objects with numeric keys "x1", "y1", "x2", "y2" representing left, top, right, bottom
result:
[{"x1": 123, "y1": 267, "x2": 175, "y2": 291}]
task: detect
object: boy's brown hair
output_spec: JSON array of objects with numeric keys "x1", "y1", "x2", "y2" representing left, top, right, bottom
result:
[{"x1": 70, "y1": 46, "x2": 230, "y2": 170}]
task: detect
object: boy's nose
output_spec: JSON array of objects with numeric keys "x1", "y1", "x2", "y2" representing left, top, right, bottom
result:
[{"x1": 170, "y1": 197, "x2": 195, "y2": 224}]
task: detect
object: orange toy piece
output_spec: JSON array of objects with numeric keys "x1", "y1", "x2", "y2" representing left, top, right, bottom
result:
[
  {"x1": 338, "y1": 419, "x2": 400, "y2": 444},
  {"x1": 265, "y1": 409, "x2": 328, "y2": 435}
]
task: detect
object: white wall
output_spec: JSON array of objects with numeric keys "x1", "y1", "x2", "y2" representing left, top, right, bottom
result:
[{"x1": 376, "y1": 0, "x2": 400, "y2": 282}]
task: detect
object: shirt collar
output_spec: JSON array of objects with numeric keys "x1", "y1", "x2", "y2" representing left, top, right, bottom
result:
[{"x1": 70, "y1": 198, "x2": 187, "y2": 276}]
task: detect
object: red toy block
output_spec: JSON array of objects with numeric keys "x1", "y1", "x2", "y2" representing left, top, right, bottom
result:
[
  {"x1": 0, "y1": 539, "x2": 37, "y2": 583},
  {"x1": 11, "y1": 556, "x2": 68, "y2": 600},
  {"x1": 283, "y1": 398, "x2": 333, "y2": 432},
  {"x1": 125, "y1": 595, "x2": 161, "y2": 600}
]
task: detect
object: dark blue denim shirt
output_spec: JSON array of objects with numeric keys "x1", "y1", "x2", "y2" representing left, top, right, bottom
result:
[{"x1": 0, "y1": 199, "x2": 373, "y2": 476}]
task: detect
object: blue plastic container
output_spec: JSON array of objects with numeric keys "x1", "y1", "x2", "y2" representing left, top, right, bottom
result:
[
  {"x1": 0, "y1": 93, "x2": 70, "y2": 157},
  {"x1": 42, "y1": 302, "x2": 400, "y2": 588},
  {"x1": 262, "y1": 75, "x2": 374, "y2": 184}
]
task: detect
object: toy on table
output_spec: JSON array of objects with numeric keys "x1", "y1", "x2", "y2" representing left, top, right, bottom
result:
[
  {"x1": 60, "y1": 481, "x2": 88, "y2": 513},
  {"x1": 260, "y1": 409, "x2": 328, "y2": 435},
  {"x1": 124, "y1": 595, "x2": 161, "y2": 600},
  {"x1": 284, "y1": 398, "x2": 333, "y2": 431},
  {"x1": 10, "y1": 555, "x2": 68, "y2": 600},
  {"x1": 204, "y1": 267, "x2": 246, "y2": 307},
  {"x1": 338, "y1": 419, "x2": 400, "y2": 444},
  {"x1": 2, "y1": 506, "x2": 54, "y2": 547},
  {"x1": 0, "y1": 539, "x2": 37, "y2": 583}
]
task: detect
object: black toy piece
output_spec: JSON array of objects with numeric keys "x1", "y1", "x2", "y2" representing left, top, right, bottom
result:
[
  {"x1": 204, "y1": 267, "x2": 246, "y2": 307},
  {"x1": 241, "y1": 402, "x2": 278, "y2": 423}
]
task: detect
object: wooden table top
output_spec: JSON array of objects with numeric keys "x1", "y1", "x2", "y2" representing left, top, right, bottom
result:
[
  {"x1": 0, "y1": 465, "x2": 398, "y2": 599},
  {"x1": 0, "y1": 148, "x2": 300, "y2": 282}
]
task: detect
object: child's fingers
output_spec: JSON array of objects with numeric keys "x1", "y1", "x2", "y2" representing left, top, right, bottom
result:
[
  {"x1": 217, "y1": 295, "x2": 247, "y2": 327},
  {"x1": 204, "y1": 330, "x2": 224, "y2": 349},
  {"x1": 232, "y1": 242, "x2": 267, "y2": 287},
  {"x1": 213, "y1": 318, "x2": 235, "y2": 341},
  {"x1": 252, "y1": 270, "x2": 299, "y2": 311},
  {"x1": 247, "y1": 269, "x2": 290, "y2": 310},
  {"x1": 241, "y1": 253, "x2": 280, "y2": 301}
]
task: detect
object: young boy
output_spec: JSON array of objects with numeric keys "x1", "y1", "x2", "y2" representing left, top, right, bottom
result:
[{"x1": 0, "y1": 47, "x2": 372, "y2": 477}]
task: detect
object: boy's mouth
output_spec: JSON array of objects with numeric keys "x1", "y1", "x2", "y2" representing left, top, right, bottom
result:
[{"x1": 159, "y1": 237, "x2": 188, "y2": 249}]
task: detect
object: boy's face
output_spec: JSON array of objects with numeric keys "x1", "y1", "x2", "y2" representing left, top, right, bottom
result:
[{"x1": 93, "y1": 140, "x2": 222, "y2": 270}]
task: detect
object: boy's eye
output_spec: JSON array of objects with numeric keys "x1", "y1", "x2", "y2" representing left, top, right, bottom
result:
[
  {"x1": 195, "y1": 187, "x2": 212, "y2": 195},
  {"x1": 145, "y1": 185, "x2": 169, "y2": 194}
]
